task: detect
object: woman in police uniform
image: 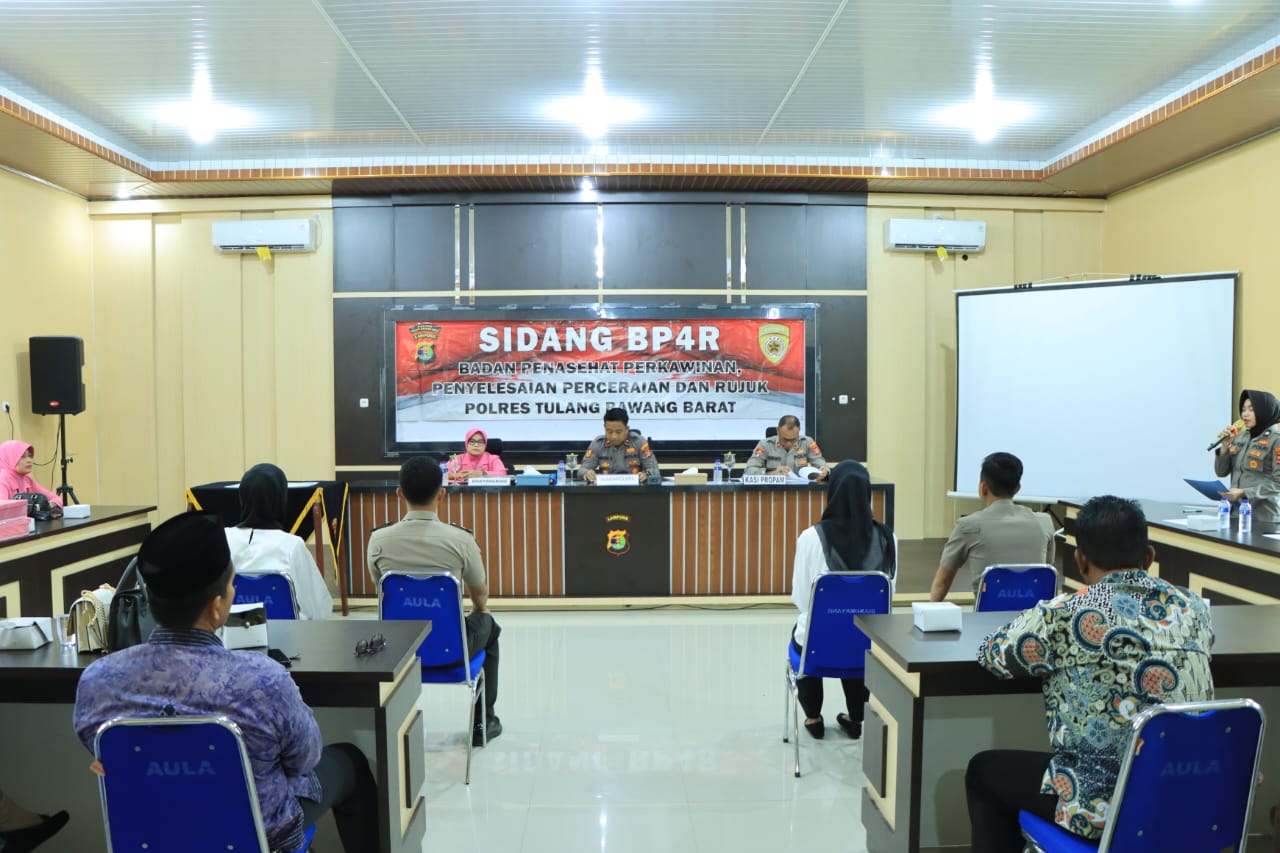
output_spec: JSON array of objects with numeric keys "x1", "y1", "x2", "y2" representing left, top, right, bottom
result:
[{"x1": 1214, "y1": 389, "x2": 1280, "y2": 523}]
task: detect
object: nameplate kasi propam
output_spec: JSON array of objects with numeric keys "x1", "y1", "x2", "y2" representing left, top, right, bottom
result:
[{"x1": 742, "y1": 475, "x2": 788, "y2": 485}]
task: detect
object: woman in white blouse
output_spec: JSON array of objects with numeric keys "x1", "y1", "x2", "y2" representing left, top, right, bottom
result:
[{"x1": 225, "y1": 463, "x2": 333, "y2": 620}]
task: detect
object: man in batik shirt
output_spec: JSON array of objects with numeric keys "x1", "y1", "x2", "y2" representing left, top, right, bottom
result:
[
  {"x1": 966, "y1": 495, "x2": 1214, "y2": 852},
  {"x1": 73, "y1": 512, "x2": 379, "y2": 853}
]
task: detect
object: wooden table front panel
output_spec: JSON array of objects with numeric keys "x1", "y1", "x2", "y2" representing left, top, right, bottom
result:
[{"x1": 347, "y1": 486, "x2": 888, "y2": 598}]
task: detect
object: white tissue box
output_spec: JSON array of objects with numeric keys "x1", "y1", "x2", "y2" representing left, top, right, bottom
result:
[
  {"x1": 62, "y1": 504, "x2": 91, "y2": 519},
  {"x1": 912, "y1": 601, "x2": 962, "y2": 632},
  {"x1": 1184, "y1": 514, "x2": 1222, "y2": 531},
  {"x1": 218, "y1": 603, "x2": 268, "y2": 649}
]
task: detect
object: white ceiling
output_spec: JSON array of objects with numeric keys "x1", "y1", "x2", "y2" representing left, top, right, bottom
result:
[{"x1": 1, "y1": 0, "x2": 1279, "y2": 197}]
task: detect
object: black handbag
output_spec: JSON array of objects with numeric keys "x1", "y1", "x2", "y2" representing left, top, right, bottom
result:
[
  {"x1": 12, "y1": 492, "x2": 56, "y2": 521},
  {"x1": 107, "y1": 558, "x2": 156, "y2": 652}
]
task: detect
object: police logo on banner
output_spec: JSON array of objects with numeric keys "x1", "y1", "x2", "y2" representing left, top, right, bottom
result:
[
  {"x1": 605, "y1": 513, "x2": 631, "y2": 556},
  {"x1": 758, "y1": 323, "x2": 790, "y2": 365},
  {"x1": 410, "y1": 322, "x2": 442, "y2": 364}
]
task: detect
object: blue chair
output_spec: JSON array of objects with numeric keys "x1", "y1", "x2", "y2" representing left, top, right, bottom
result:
[
  {"x1": 95, "y1": 715, "x2": 315, "y2": 853},
  {"x1": 234, "y1": 571, "x2": 299, "y2": 620},
  {"x1": 1019, "y1": 698, "x2": 1266, "y2": 852},
  {"x1": 783, "y1": 571, "x2": 892, "y2": 777},
  {"x1": 974, "y1": 563, "x2": 1057, "y2": 612},
  {"x1": 380, "y1": 570, "x2": 487, "y2": 783}
]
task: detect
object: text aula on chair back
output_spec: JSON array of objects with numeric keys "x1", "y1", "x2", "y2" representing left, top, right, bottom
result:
[
  {"x1": 1019, "y1": 698, "x2": 1266, "y2": 853},
  {"x1": 233, "y1": 571, "x2": 298, "y2": 620},
  {"x1": 975, "y1": 564, "x2": 1057, "y2": 613},
  {"x1": 95, "y1": 715, "x2": 315, "y2": 853}
]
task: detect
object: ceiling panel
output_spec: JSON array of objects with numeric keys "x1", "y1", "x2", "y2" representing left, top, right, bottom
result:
[{"x1": 0, "y1": 1, "x2": 1277, "y2": 198}]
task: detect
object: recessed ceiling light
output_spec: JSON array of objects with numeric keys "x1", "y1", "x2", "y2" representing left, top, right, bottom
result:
[
  {"x1": 546, "y1": 68, "x2": 644, "y2": 139},
  {"x1": 933, "y1": 68, "x2": 1033, "y2": 142},
  {"x1": 155, "y1": 67, "x2": 252, "y2": 144},
  {"x1": 115, "y1": 184, "x2": 131, "y2": 199}
]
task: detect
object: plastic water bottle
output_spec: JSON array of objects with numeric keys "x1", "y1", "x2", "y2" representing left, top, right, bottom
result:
[
  {"x1": 1240, "y1": 498, "x2": 1252, "y2": 535},
  {"x1": 439, "y1": 458, "x2": 449, "y2": 479},
  {"x1": 713, "y1": 458, "x2": 723, "y2": 483},
  {"x1": 557, "y1": 458, "x2": 566, "y2": 485},
  {"x1": 1218, "y1": 498, "x2": 1232, "y2": 532}
]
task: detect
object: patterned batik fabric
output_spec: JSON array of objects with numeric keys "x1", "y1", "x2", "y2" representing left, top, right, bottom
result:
[{"x1": 978, "y1": 570, "x2": 1214, "y2": 840}]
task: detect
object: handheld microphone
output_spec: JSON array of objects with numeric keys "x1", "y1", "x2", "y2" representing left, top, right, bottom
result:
[{"x1": 1207, "y1": 419, "x2": 1246, "y2": 452}]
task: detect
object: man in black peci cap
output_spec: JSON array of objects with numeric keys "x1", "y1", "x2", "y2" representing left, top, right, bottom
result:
[{"x1": 72, "y1": 512, "x2": 379, "y2": 853}]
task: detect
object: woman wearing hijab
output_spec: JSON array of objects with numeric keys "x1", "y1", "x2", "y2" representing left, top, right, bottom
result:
[
  {"x1": 1214, "y1": 389, "x2": 1280, "y2": 523},
  {"x1": 0, "y1": 441, "x2": 62, "y2": 510},
  {"x1": 224, "y1": 463, "x2": 333, "y2": 620},
  {"x1": 446, "y1": 428, "x2": 507, "y2": 481},
  {"x1": 789, "y1": 460, "x2": 895, "y2": 739}
]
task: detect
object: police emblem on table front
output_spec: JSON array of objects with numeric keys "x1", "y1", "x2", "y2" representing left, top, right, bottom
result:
[{"x1": 605, "y1": 514, "x2": 632, "y2": 556}]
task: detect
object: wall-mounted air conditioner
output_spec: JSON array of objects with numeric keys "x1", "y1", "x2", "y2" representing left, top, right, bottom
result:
[
  {"x1": 885, "y1": 218, "x2": 986, "y2": 252},
  {"x1": 212, "y1": 218, "x2": 318, "y2": 253}
]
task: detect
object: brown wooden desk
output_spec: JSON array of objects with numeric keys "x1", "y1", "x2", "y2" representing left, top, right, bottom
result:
[
  {"x1": 1059, "y1": 499, "x2": 1280, "y2": 604},
  {"x1": 343, "y1": 479, "x2": 896, "y2": 598},
  {"x1": 0, "y1": 619, "x2": 429, "y2": 853},
  {"x1": 855, "y1": 606, "x2": 1280, "y2": 852},
  {"x1": 0, "y1": 505, "x2": 153, "y2": 617}
]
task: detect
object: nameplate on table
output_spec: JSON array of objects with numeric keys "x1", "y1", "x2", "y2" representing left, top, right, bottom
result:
[
  {"x1": 466, "y1": 477, "x2": 512, "y2": 487},
  {"x1": 743, "y1": 475, "x2": 788, "y2": 485},
  {"x1": 595, "y1": 474, "x2": 640, "y2": 487}
]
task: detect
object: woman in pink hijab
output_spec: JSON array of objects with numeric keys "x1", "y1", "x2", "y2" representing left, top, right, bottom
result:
[
  {"x1": 0, "y1": 440, "x2": 63, "y2": 507},
  {"x1": 446, "y1": 429, "x2": 507, "y2": 480}
]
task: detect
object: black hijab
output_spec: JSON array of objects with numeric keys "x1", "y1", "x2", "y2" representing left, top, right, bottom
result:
[
  {"x1": 236, "y1": 463, "x2": 289, "y2": 530},
  {"x1": 1241, "y1": 390, "x2": 1280, "y2": 438},
  {"x1": 817, "y1": 460, "x2": 895, "y2": 575}
]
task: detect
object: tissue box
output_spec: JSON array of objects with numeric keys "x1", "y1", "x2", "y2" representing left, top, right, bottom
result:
[
  {"x1": 62, "y1": 504, "x2": 91, "y2": 519},
  {"x1": 0, "y1": 499, "x2": 26, "y2": 522},
  {"x1": 912, "y1": 601, "x2": 962, "y2": 632},
  {"x1": 219, "y1": 603, "x2": 268, "y2": 649},
  {"x1": 1184, "y1": 514, "x2": 1222, "y2": 531},
  {"x1": 674, "y1": 472, "x2": 708, "y2": 485},
  {"x1": 0, "y1": 517, "x2": 30, "y2": 541},
  {"x1": 514, "y1": 473, "x2": 553, "y2": 486}
]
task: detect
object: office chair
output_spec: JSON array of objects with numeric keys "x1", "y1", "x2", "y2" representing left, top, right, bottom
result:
[
  {"x1": 486, "y1": 437, "x2": 503, "y2": 458},
  {"x1": 95, "y1": 715, "x2": 315, "y2": 853},
  {"x1": 380, "y1": 570, "x2": 488, "y2": 783},
  {"x1": 783, "y1": 571, "x2": 892, "y2": 777},
  {"x1": 974, "y1": 564, "x2": 1057, "y2": 612},
  {"x1": 765, "y1": 426, "x2": 778, "y2": 438},
  {"x1": 1019, "y1": 698, "x2": 1265, "y2": 852},
  {"x1": 233, "y1": 571, "x2": 300, "y2": 620}
]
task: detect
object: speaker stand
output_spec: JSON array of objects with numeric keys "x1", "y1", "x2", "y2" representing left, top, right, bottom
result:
[{"x1": 55, "y1": 413, "x2": 78, "y2": 505}]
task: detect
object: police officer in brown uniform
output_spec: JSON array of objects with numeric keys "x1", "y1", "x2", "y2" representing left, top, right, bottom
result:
[
  {"x1": 1214, "y1": 389, "x2": 1280, "y2": 523},
  {"x1": 744, "y1": 415, "x2": 829, "y2": 480},
  {"x1": 367, "y1": 455, "x2": 502, "y2": 745},
  {"x1": 581, "y1": 407, "x2": 661, "y2": 483}
]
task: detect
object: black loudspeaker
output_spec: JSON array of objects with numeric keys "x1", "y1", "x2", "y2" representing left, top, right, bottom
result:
[{"x1": 29, "y1": 336, "x2": 85, "y2": 415}]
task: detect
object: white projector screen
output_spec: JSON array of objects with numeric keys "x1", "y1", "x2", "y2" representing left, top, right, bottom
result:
[{"x1": 955, "y1": 273, "x2": 1237, "y2": 504}]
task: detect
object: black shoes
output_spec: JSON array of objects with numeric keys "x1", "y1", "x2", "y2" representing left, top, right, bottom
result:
[
  {"x1": 836, "y1": 713, "x2": 862, "y2": 740},
  {"x1": 803, "y1": 717, "x2": 825, "y2": 739},
  {"x1": 0, "y1": 811, "x2": 70, "y2": 853},
  {"x1": 473, "y1": 716, "x2": 502, "y2": 747}
]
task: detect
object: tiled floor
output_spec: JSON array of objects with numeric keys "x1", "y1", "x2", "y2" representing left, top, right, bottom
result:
[{"x1": 413, "y1": 608, "x2": 870, "y2": 853}]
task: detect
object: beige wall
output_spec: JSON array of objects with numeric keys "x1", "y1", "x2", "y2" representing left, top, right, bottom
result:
[
  {"x1": 0, "y1": 170, "x2": 95, "y2": 501},
  {"x1": 1103, "y1": 130, "x2": 1280, "y2": 396},
  {"x1": 866, "y1": 196, "x2": 1105, "y2": 538},
  {"x1": 6, "y1": 189, "x2": 335, "y2": 520},
  {"x1": 90, "y1": 199, "x2": 336, "y2": 518}
]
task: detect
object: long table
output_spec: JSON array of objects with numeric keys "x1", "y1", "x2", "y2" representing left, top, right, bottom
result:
[
  {"x1": 342, "y1": 479, "x2": 895, "y2": 598},
  {"x1": 1060, "y1": 499, "x2": 1280, "y2": 604},
  {"x1": 0, "y1": 619, "x2": 429, "y2": 853},
  {"x1": 855, "y1": 607, "x2": 1280, "y2": 853},
  {"x1": 0, "y1": 505, "x2": 153, "y2": 617}
]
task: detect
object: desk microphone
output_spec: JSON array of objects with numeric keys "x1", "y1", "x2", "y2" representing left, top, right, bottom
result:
[{"x1": 1207, "y1": 419, "x2": 1245, "y2": 452}]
